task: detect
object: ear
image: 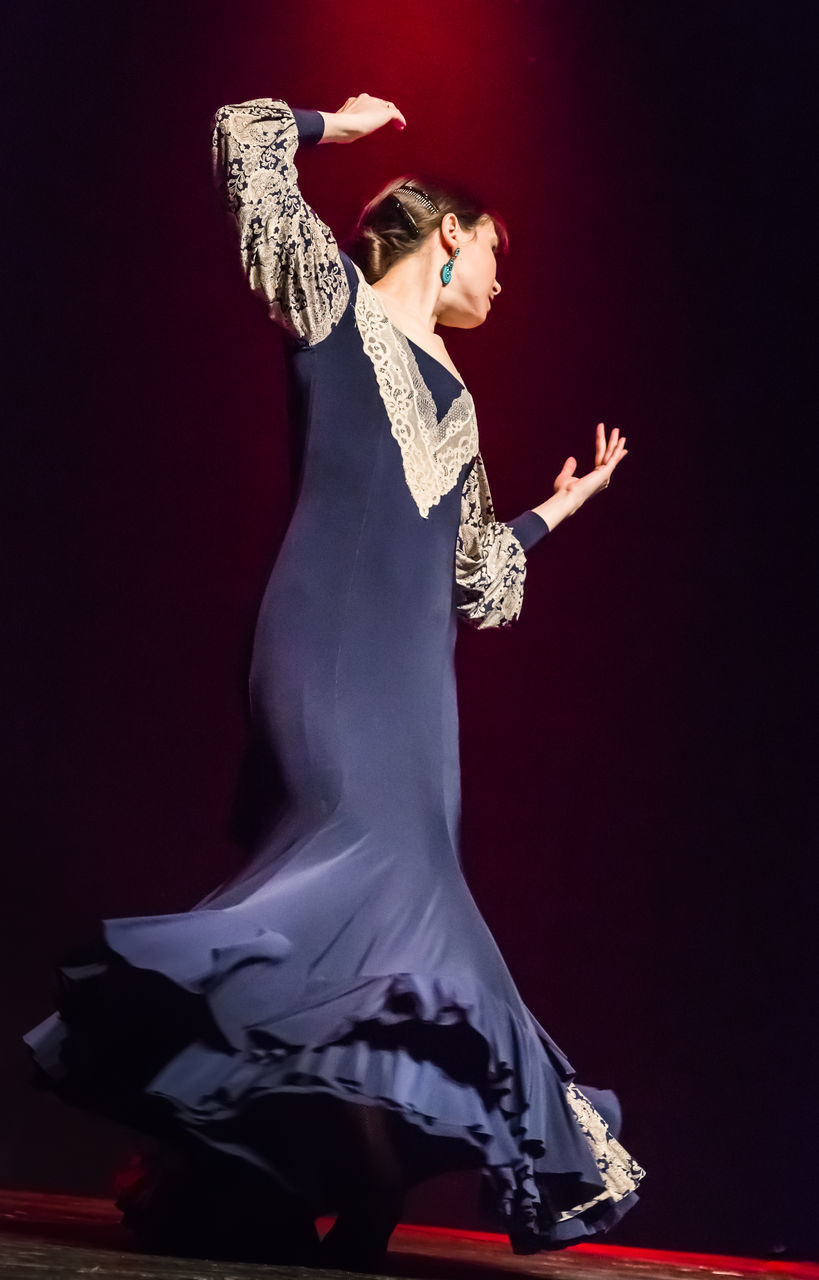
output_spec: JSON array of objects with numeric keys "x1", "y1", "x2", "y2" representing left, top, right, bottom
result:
[{"x1": 439, "y1": 212, "x2": 460, "y2": 253}]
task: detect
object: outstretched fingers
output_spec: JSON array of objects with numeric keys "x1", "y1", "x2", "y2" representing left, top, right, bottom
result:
[
  {"x1": 609, "y1": 433, "x2": 628, "y2": 467},
  {"x1": 603, "y1": 425, "x2": 620, "y2": 462},
  {"x1": 589, "y1": 422, "x2": 628, "y2": 492},
  {"x1": 596, "y1": 423, "x2": 628, "y2": 463},
  {"x1": 385, "y1": 100, "x2": 407, "y2": 130},
  {"x1": 594, "y1": 421, "x2": 607, "y2": 466},
  {"x1": 600, "y1": 437, "x2": 628, "y2": 486}
]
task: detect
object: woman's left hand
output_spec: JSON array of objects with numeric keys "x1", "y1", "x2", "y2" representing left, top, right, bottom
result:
[
  {"x1": 553, "y1": 422, "x2": 628, "y2": 509},
  {"x1": 318, "y1": 94, "x2": 407, "y2": 144},
  {"x1": 532, "y1": 423, "x2": 628, "y2": 531}
]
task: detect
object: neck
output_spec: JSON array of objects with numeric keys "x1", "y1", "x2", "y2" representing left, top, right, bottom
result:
[{"x1": 371, "y1": 245, "x2": 444, "y2": 334}]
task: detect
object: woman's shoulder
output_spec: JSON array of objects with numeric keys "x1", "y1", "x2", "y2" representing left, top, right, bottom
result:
[{"x1": 339, "y1": 250, "x2": 362, "y2": 295}]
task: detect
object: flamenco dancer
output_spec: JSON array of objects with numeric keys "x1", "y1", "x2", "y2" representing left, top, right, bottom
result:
[{"x1": 23, "y1": 94, "x2": 644, "y2": 1271}]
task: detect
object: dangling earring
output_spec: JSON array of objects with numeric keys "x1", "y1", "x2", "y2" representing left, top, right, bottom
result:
[{"x1": 441, "y1": 247, "x2": 460, "y2": 286}]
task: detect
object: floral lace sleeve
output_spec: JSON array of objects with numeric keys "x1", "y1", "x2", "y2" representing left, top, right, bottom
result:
[
  {"x1": 455, "y1": 455, "x2": 528, "y2": 629},
  {"x1": 211, "y1": 98, "x2": 349, "y2": 345}
]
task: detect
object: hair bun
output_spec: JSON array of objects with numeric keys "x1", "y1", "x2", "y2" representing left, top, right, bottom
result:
[{"x1": 344, "y1": 174, "x2": 508, "y2": 285}]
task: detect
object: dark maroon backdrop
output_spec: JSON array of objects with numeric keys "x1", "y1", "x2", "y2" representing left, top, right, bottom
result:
[{"x1": 3, "y1": 0, "x2": 816, "y2": 1260}]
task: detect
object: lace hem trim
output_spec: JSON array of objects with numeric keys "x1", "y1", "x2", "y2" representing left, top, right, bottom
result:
[{"x1": 557, "y1": 1083, "x2": 646, "y2": 1221}]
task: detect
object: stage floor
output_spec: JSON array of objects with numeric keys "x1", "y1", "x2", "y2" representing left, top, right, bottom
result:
[{"x1": 0, "y1": 1190, "x2": 815, "y2": 1280}]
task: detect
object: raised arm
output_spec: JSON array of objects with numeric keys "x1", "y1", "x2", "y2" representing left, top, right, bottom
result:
[
  {"x1": 211, "y1": 94, "x2": 406, "y2": 345},
  {"x1": 211, "y1": 98, "x2": 348, "y2": 345}
]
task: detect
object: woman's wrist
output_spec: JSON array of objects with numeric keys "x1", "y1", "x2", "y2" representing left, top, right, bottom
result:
[
  {"x1": 532, "y1": 489, "x2": 581, "y2": 532},
  {"x1": 317, "y1": 111, "x2": 347, "y2": 144}
]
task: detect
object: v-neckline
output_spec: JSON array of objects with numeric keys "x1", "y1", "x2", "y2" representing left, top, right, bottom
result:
[
  {"x1": 367, "y1": 286, "x2": 466, "y2": 390},
  {"x1": 401, "y1": 331, "x2": 467, "y2": 391},
  {"x1": 352, "y1": 265, "x2": 479, "y2": 518}
]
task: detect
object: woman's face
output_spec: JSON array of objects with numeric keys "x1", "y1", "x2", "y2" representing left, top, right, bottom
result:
[{"x1": 437, "y1": 217, "x2": 502, "y2": 330}]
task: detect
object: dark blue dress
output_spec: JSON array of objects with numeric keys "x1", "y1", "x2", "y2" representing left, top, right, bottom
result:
[{"x1": 23, "y1": 98, "x2": 643, "y2": 1254}]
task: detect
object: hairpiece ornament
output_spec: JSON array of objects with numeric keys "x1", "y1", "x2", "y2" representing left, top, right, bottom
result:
[
  {"x1": 397, "y1": 184, "x2": 439, "y2": 216},
  {"x1": 390, "y1": 194, "x2": 420, "y2": 238}
]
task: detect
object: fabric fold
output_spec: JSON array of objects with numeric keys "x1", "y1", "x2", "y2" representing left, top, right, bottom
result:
[{"x1": 24, "y1": 908, "x2": 644, "y2": 1251}]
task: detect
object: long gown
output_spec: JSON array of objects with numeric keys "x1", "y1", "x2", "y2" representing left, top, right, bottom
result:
[{"x1": 23, "y1": 98, "x2": 644, "y2": 1255}]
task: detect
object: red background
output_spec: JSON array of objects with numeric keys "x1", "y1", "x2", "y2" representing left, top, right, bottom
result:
[{"x1": 3, "y1": 0, "x2": 816, "y2": 1259}]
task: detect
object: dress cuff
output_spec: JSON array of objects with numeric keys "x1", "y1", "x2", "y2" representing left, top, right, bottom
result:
[
  {"x1": 291, "y1": 108, "x2": 325, "y2": 146},
  {"x1": 507, "y1": 509, "x2": 550, "y2": 552}
]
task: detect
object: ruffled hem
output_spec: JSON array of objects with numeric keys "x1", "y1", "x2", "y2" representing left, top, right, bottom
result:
[{"x1": 23, "y1": 907, "x2": 644, "y2": 1252}]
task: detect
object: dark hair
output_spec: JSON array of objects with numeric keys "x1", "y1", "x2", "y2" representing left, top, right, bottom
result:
[{"x1": 344, "y1": 173, "x2": 509, "y2": 284}]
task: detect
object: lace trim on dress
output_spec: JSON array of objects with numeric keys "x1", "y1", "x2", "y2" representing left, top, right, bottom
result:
[
  {"x1": 212, "y1": 99, "x2": 349, "y2": 345},
  {"x1": 352, "y1": 265, "x2": 479, "y2": 518},
  {"x1": 557, "y1": 1084, "x2": 646, "y2": 1222},
  {"x1": 454, "y1": 455, "x2": 527, "y2": 628}
]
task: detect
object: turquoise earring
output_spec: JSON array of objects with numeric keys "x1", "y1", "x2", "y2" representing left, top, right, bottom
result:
[{"x1": 440, "y1": 247, "x2": 460, "y2": 286}]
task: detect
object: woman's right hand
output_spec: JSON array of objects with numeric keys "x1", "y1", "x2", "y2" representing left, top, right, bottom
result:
[
  {"x1": 318, "y1": 94, "x2": 406, "y2": 144},
  {"x1": 531, "y1": 423, "x2": 629, "y2": 532}
]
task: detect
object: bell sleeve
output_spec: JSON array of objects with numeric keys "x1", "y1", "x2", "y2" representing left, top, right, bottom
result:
[
  {"x1": 454, "y1": 455, "x2": 549, "y2": 629},
  {"x1": 211, "y1": 98, "x2": 349, "y2": 345}
]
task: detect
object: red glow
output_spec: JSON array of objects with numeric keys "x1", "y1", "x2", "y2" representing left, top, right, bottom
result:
[{"x1": 375, "y1": 1222, "x2": 819, "y2": 1279}]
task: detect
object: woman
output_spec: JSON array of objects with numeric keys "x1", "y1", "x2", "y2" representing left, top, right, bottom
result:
[{"x1": 24, "y1": 93, "x2": 642, "y2": 1270}]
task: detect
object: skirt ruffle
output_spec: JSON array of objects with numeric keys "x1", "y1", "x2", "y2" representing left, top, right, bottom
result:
[{"x1": 23, "y1": 906, "x2": 644, "y2": 1253}]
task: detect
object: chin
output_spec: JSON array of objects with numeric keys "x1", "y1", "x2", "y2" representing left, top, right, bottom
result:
[{"x1": 438, "y1": 309, "x2": 486, "y2": 331}]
